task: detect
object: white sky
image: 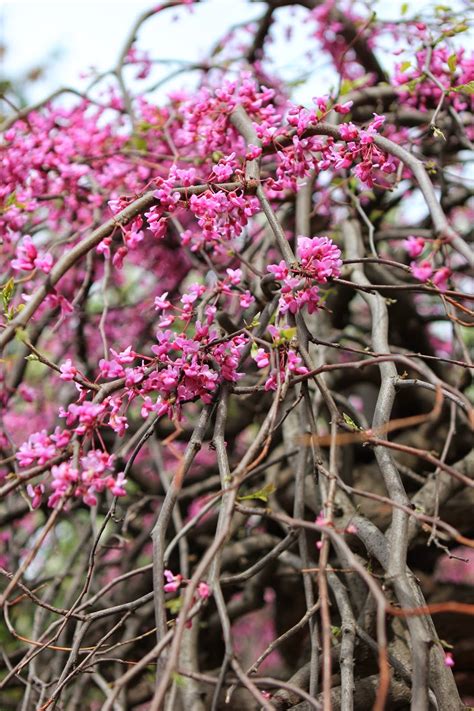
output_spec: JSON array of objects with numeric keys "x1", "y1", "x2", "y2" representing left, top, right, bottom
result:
[
  {"x1": 0, "y1": 1, "x2": 276, "y2": 101},
  {"x1": 0, "y1": 0, "x2": 444, "y2": 108}
]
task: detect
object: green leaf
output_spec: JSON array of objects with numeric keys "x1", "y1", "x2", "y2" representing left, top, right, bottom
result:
[
  {"x1": 444, "y1": 22, "x2": 468, "y2": 37},
  {"x1": 165, "y1": 596, "x2": 183, "y2": 614},
  {"x1": 279, "y1": 327, "x2": 297, "y2": 342},
  {"x1": 400, "y1": 61, "x2": 411, "y2": 73},
  {"x1": 238, "y1": 483, "x2": 276, "y2": 503},
  {"x1": 6, "y1": 306, "x2": 16, "y2": 321},
  {"x1": 447, "y1": 53, "x2": 457, "y2": 73},
  {"x1": 129, "y1": 135, "x2": 147, "y2": 151},
  {"x1": 340, "y1": 79, "x2": 353, "y2": 96},
  {"x1": 369, "y1": 209, "x2": 384, "y2": 221},
  {"x1": 348, "y1": 176, "x2": 358, "y2": 191},
  {"x1": 342, "y1": 412, "x2": 362, "y2": 431},
  {"x1": 246, "y1": 312, "x2": 261, "y2": 329},
  {"x1": 403, "y1": 76, "x2": 422, "y2": 93},
  {"x1": 0, "y1": 80, "x2": 12, "y2": 96},
  {"x1": 339, "y1": 75, "x2": 371, "y2": 96},
  {"x1": 400, "y1": 2, "x2": 408, "y2": 14},
  {"x1": 5, "y1": 191, "x2": 18, "y2": 207},
  {"x1": 452, "y1": 81, "x2": 474, "y2": 95},
  {"x1": 25, "y1": 354, "x2": 39, "y2": 362},
  {"x1": 1, "y1": 277, "x2": 15, "y2": 310},
  {"x1": 136, "y1": 120, "x2": 156, "y2": 132},
  {"x1": 211, "y1": 150, "x2": 224, "y2": 163},
  {"x1": 15, "y1": 327, "x2": 28, "y2": 342}
]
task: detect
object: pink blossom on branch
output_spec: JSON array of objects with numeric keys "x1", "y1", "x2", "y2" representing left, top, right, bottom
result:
[
  {"x1": 164, "y1": 569, "x2": 182, "y2": 593},
  {"x1": 404, "y1": 235, "x2": 426, "y2": 258}
]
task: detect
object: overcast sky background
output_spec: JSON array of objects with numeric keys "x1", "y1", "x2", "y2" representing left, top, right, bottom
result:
[{"x1": 0, "y1": 0, "x2": 443, "y2": 107}]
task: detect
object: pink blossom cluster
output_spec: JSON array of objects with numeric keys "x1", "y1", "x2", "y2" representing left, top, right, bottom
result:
[
  {"x1": 297, "y1": 235, "x2": 343, "y2": 282},
  {"x1": 11, "y1": 235, "x2": 53, "y2": 274},
  {"x1": 403, "y1": 236, "x2": 452, "y2": 290},
  {"x1": 18, "y1": 434, "x2": 126, "y2": 509},
  {"x1": 12, "y1": 273, "x2": 252, "y2": 509},
  {"x1": 334, "y1": 114, "x2": 398, "y2": 187},
  {"x1": 175, "y1": 73, "x2": 280, "y2": 156},
  {"x1": 0, "y1": 9, "x2": 469, "y2": 525},
  {"x1": 267, "y1": 235, "x2": 342, "y2": 317},
  {"x1": 16, "y1": 428, "x2": 71, "y2": 467},
  {"x1": 394, "y1": 47, "x2": 474, "y2": 118},
  {"x1": 252, "y1": 327, "x2": 308, "y2": 392},
  {"x1": 125, "y1": 46, "x2": 152, "y2": 80},
  {"x1": 187, "y1": 190, "x2": 260, "y2": 250},
  {"x1": 48, "y1": 451, "x2": 126, "y2": 508},
  {"x1": 1, "y1": 104, "x2": 129, "y2": 246},
  {"x1": 164, "y1": 569, "x2": 210, "y2": 600}
]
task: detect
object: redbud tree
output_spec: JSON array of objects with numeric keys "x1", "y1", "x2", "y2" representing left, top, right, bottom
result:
[{"x1": 0, "y1": 1, "x2": 473, "y2": 709}]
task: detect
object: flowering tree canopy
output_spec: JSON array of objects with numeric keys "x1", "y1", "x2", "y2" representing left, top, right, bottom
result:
[{"x1": 1, "y1": 1, "x2": 473, "y2": 709}]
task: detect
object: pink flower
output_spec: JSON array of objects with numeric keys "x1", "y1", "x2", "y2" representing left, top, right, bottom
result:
[
  {"x1": 267, "y1": 260, "x2": 289, "y2": 280},
  {"x1": 18, "y1": 384, "x2": 35, "y2": 402},
  {"x1": 99, "y1": 359, "x2": 124, "y2": 379},
  {"x1": 411, "y1": 260, "x2": 433, "y2": 282},
  {"x1": 124, "y1": 368, "x2": 144, "y2": 388},
  {"x1": 314, "y1": 96, "x2": 328, "y2": 111},
  {"x1": 432, "y1": 267, "x2": 451, "y2": 291},
  {"x1": 253, "y1": 348, "x2": 270, "y2": 369},
  {"x1": 110, "y1": 346, "x2": 135, "y2": 364},
  {"x1": 17, "y1": 430, "x2": 56, "y2": 467},
  {"x1": 444, "y1": 652, "x2": 454, "y2": 668},
  {"x1": 287, "y1": 349, "x2": 308, "y2": 375},
  {"x1": 34, "y1": 252, "x2": 53, "y2": 273},
  {"x1": 410, "y1": 260, "x2": 433, "y2": 281},
  {"x1": 267, "y1": 325, "x2": 281, "y2": 340},
  {"x1": 316, "y1": 512, "x2": 330, "y2": 526},
  {"x1": 59, "y1": 358, "x2": 77, "y2": 381},
  {"x1": 11, "y1": 235, "x2": 53, "y2": 273},
  {"x1": 296, "y1": 236, "x2": 342, "y2": 282},
  {"x1": 164, "y1": 569, "x2": 182, "y2": 593},
  {"x1": 339, "y1": 122, "x2": 359, "y2": 141},
  {"x1": 110, "y1": 471, "x2": 127, "y2": 497},
  {"x1": 48, "y1": 462, "x2": 79, "y2": 508},
  {"x1": 404, "y1": 236, "x2": 425, "y2": 258},
  {"x1": 369, "y1": 113, "x2": 386, "y2": 132},
  {"x1": 334, "y1": 100, "x2": 353, "y2": 114},
  {"x1": 154, "y1": 292, "x2": 171, "y2": 311},
  {"x1": 240, "y1": 290, "x2": 254, "y2": 308},
  {"x1": 245, "y1": 144, "x2": 262, "y2": 160},
  {"x1": 264, "y1": 374, "x2": 277, "y2": 391},
  {"x1": 197, "y1": 581, "x2": 211, "y2": 599},
  {"x1": 26, "y1": 483, "x2": 44, "y2": 509},
  {"x1": 226, "y1": 268, "x2": 242, "y2": 285},
  {"x1": 298, "y1": 285, "x2": 320, "y2": 314}
]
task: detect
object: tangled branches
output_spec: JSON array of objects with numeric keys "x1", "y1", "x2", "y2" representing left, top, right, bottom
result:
[{"x1": 0, "y1": 1, "x2": 473, "y2": 709}]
